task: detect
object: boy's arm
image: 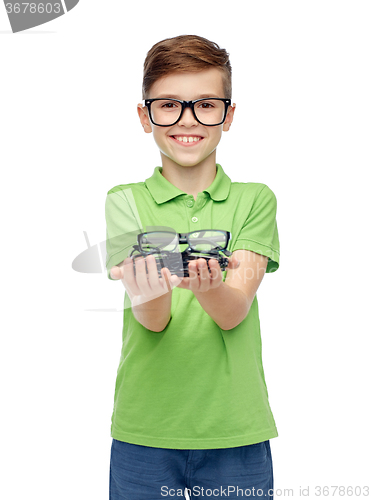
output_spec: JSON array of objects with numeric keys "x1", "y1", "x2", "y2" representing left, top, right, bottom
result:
[
  {"x1": 131, "y1": 291, "x2": 173, "y2": 333},
  {"x1": 176, "y1": 250, "x2": 268, "y2": 330}
]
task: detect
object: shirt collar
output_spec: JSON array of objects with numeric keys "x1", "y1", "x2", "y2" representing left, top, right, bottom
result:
[{"x1": 144, "y1": 164, "x2": 231, "y2": 204}]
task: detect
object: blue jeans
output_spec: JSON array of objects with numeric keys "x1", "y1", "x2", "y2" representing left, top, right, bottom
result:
[{"x1": 109, "y1": 439, "x2": 274, "y2": 499}]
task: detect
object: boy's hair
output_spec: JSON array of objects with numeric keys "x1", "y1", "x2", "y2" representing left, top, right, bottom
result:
[{"x1": 142, "y1": 35, "x2": 232, "y2": 100}]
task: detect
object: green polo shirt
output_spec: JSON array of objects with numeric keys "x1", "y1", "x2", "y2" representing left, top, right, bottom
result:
[{"x1": 105, "y1": 164, "x2": 280, "y2": 449}]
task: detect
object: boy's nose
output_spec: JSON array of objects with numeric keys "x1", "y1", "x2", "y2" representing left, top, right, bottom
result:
[{"x1": 178, "y1": 107, "x2": 198, "y2": 126}]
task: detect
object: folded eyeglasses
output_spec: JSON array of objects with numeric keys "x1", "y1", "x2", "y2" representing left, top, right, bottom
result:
[{"x1": 129, "y1": 229, "x2": 232, "y2": 277}]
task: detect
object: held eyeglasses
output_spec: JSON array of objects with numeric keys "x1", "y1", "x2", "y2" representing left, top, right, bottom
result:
[{"x1": 130, "y1": 229, "x2": 232, "y2": 278}]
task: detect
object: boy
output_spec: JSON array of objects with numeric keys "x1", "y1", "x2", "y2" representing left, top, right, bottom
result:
[{"x1": 105, "y1": 35, "x2": 280, "y2": 500}]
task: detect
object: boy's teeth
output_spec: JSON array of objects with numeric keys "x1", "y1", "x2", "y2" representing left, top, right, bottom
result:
[{"x1": 174, "y1": 136, "x2": 201, "y2": 143}]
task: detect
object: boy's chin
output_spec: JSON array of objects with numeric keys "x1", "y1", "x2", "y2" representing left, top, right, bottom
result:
[
  {"x1": 161, "y1": 152, "x2": 214, "y2": 169},
  {"x1": 173, "y1": 160, "x2": 207, "y2": 169}
]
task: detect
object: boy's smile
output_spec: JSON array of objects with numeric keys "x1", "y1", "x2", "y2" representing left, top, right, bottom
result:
[
  {"x1": 170, "y1": 134, "x2": 203, "y2": 146},
  {"x1": 138, "y1": 68, "x2": 235, "y2": 174}
]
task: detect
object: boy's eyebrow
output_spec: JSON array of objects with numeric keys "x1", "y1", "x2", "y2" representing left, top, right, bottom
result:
[{"x1": 153, "y1": 93, "x2": 221, "y2": 99}]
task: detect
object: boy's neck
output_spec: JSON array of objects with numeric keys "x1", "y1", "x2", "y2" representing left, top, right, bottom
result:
[{"x1": 160, "y1": 155, "x2": 217, "y2": 202}]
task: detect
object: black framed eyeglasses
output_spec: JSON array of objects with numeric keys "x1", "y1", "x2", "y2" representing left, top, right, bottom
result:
[
  {"x1": 135, "y1": 230, "x2": 232, "y2": 255},
  {"x1": 144, "y1": 98, "x2": 231, "y2": 127}
]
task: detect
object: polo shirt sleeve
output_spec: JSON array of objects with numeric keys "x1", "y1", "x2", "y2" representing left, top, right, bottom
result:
[
  {"x1": 232, "y1": 184, "x2": 280, "y2": 273},
  {"x1": 105, "y1": 187, "x2": 143, "y2": 280}
]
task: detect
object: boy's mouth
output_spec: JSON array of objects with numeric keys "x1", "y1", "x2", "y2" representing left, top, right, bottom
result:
[{"x1": 170, "y1": 135, "x2": 204, "y2": 145}]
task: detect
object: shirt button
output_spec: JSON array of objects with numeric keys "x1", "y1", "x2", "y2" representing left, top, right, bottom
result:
[
  {"x1": 191, "y1": 217, "x2": 198, "y2": 223},
  {"x1": 186, "y1": 200, "x2": 194, "y2": 208}
]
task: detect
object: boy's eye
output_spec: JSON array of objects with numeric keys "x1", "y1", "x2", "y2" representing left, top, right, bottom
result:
[
  {"x1": 160, "y1": 101, "x2": 180, "y2": 109},
  {"x1": 198, "y1": 102, "x2": 215, "y2": 109}
]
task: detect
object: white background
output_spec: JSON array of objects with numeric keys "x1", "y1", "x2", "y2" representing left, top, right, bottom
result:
[{"x1": 1, "y1": 1, "x2": 370, "y2": 499}]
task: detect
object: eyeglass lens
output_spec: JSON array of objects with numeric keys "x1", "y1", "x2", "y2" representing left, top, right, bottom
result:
[
  {"x1": 150, "y1": 99, "x2": 225, "y2": 126},
  {"x1": 188, "y1": 230, "x2": 227, "y2": 251},
  {"x1": 140, "y1": 232, "x2": 179, "y2": 252}
]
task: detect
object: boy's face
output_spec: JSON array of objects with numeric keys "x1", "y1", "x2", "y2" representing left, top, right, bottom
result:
[{"x1": 137, "y1": 68, "x2": 235, "y2": 171}]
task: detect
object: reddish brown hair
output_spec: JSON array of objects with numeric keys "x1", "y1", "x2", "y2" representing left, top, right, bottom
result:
[{"x1": 142, "y1": 35, "x2": 232, "y2": 99}]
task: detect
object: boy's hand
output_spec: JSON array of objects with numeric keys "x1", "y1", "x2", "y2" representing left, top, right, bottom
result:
[
  {"x1": 110, "y1": 255, "x2": 181, "y2": 306},
  {"x1": 175, "y1": 254, "x2": 240, "y2": 293}
]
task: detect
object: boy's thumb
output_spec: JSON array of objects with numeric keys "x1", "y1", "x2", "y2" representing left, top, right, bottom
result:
[
  {"x1": 228, "y1": 257, "x2": 240, "y2": 269},
  {"x1": 111, "y1": 267, "x2": 120, "y2": 279}
]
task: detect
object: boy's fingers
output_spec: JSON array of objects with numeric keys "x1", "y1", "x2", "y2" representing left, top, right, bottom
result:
[
  {"x1": 135, "y1": 257, "x2": 152, "y2": 294},
  {"x1": 160, "y1": 267, "x2": 172, "y2": 291},
  {"x1": 187, "y1": 262, "x2": 199, "y2": 290},
  {"x1": 208, "y1": 259, "x2": 220, "y2": 279},
  {"x1": 146, "y1": 255, "x2": 162, "y2": 290},
  {"x1": 168, "y1": 269, "x2": 182, "y2": 289},
  {"x1": 197, "y1": 258, "x2": 211, "y2": 289},
  {"x1": 123, "y1": 258, "x2": 142, "y2": 295}
]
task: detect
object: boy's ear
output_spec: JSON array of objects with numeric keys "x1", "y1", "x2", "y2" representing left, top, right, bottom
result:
[
  {"x1": 223, "y1": 103, "x2": 236, "y2": 132},
  {"x1": 137, "y1": 103, "x2": 152, "y2": 133}
]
